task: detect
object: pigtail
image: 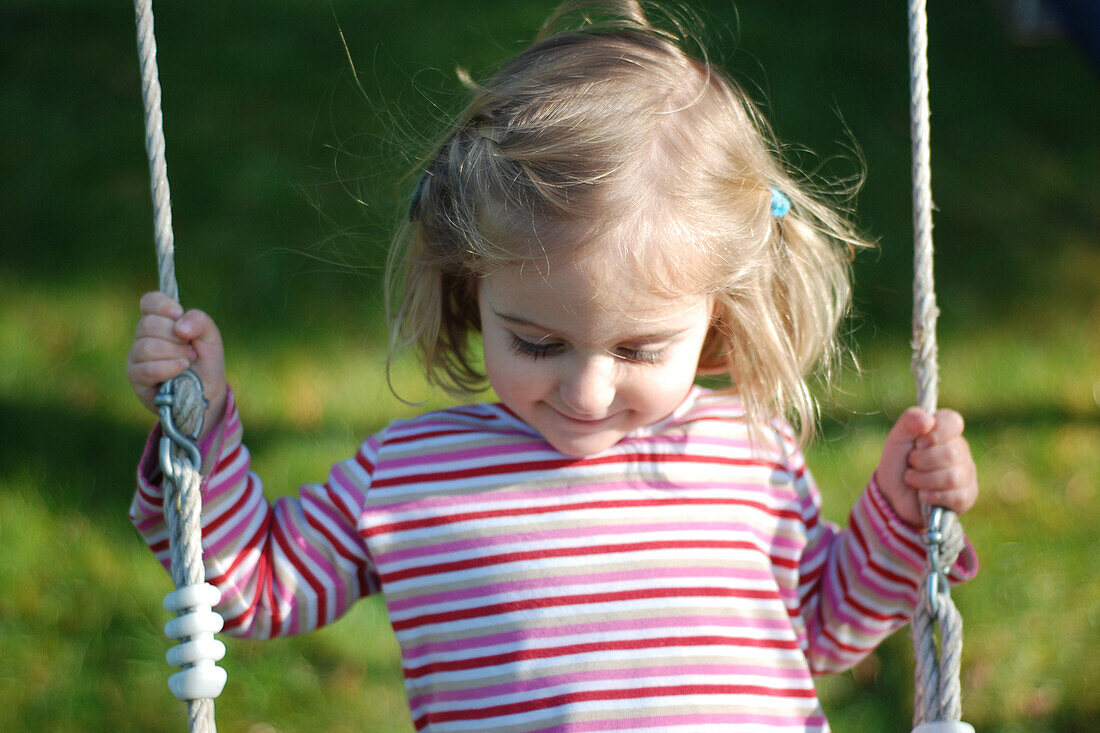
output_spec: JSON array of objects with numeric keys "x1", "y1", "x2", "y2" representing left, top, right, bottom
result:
[{"x1": 705, "y1": 173, "x2": 865, "y2": 444}]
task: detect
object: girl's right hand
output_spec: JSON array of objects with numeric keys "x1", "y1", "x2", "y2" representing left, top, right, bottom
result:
[{"x1": 127, "y1": 291, "x2": 228, "y2": 440}]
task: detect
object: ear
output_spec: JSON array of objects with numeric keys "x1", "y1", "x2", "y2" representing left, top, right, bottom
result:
[
  {"x1": 695, "y1": 359, "x2": 730, "y2": 376},
  {"x1": 695, "y1": 299, "x2": 731, "y2": 376}
]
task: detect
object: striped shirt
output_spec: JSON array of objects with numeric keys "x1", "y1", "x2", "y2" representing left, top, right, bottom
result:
[{"x1": 131, "y1": 386, "x2": 976, "y2": 732}]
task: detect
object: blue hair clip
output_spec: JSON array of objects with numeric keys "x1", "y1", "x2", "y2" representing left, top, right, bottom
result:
[
  {"x1": 408, "y1": 172, "x2": 428, "y2": 222},
  {"x1": 769, "y1": 188, "x2": 791, "y2": 219}
]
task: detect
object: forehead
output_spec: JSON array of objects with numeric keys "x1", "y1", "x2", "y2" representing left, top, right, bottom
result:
[{"x1": 481, "y1": 244, "x2": 710, "y2": 337}]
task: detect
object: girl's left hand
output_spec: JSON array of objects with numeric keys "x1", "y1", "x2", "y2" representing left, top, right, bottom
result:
[{"x1": 875, "y1": 407, "x2": 978, "y2": 528}]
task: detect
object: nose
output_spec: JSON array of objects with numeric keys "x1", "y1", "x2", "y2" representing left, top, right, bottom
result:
[{"x1": 558, "y1": 355, "x2": 616, "y2": 417}]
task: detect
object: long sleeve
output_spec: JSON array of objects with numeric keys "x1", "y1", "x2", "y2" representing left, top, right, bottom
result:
[
  {"x1": 129, "y1": 388, "x2": 381, "y2": 639},
  {"x1": 791, "y1": 454, "x2": 978, "y2": 674}
]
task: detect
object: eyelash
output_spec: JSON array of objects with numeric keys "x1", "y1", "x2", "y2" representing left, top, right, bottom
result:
[
  {"x1": 509, "y1": 335, "x2": 561, "y2": 360},
  {"x1": 508, "y1": 335, "x2": 665, "y2": 365}
]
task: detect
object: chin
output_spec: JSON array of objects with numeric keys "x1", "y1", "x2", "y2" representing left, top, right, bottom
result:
[{"x1": 546, "y1": 432, "x2": 624, "y2": 458}]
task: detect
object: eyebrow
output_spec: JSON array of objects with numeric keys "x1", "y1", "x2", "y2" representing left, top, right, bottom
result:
[{"x1": 492, "y1": 309, "x2": 691, "y2": 344}]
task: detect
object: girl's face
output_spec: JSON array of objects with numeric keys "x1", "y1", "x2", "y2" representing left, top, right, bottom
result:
[{"x1": 478, "y1": 248, "x2": 713, "y2": 457}]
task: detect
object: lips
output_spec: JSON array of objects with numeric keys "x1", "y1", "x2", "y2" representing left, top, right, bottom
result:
[{"x1": 550, "y1": 407, "x2": 616, "y2": 427}]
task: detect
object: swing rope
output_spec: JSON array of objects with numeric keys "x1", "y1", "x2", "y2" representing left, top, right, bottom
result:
[
  {"x1": 906, "y1": 0, "x2": 968, "y2": 728},
  {"x1": 134, "y1": 1, "x2": 225, "y2": 730}
]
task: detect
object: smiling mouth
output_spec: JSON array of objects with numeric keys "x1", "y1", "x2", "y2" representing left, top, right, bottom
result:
[{"x1": 552, "y1": 409, "x2": 614, "y2": 425}]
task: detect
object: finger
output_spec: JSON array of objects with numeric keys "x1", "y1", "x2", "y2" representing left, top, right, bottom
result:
[
  {"x1": 129, "y1": 335, "x2": 197, "y2": 365},
  {"x1": 884, "y1": 407, "x2": 935, "y2": 448},
  {"x1": 127, "y1": 356, "x2": 192, "y2": 392},
  {"x1": 904, "y1": 462, "x2": 976, "y2": 492},
  {"x1": 907, "y1": 437, "x2": 969, "y2": 471},
  {"x1": 173, "y1": 309, "x2": 222, "y2": 351},
  {"x1": 134, "y1": 313, "x2": 192, "y2": 345},
  {"x1": 140, "y1": 291, "x2": 184, "y2": 319},
  {"x1": 916, "y1": 409, "x2": 965, "y2": 449},
  {"x1": 914, "y1": 485, "x2": 978, "y2": 516}
]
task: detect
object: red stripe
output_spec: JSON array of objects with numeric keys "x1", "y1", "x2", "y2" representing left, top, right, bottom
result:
[
  {"x1": 135, "y1": 482, "x2": 162, "y2": 508},
  {"x1": 849, "y1": 518, "x2": 918, "y2": 590},
  {"x1": 799, "y1": 559, "x2": 825, "y2": 588},
  {"x1": 303, "y1": 502, "x2": 363, "y2": 566},
  {"x1": 867, "y1": 483, "x2": 924, "y2": 557},
  {"x1": 450, "y1": 407, "x2": 501, "y2": 420},
  {"x1": 404, "y1": 634, "x2": 800, "y2": 679},
  {"x1": 821, "y1": 624, "x2": 864, "y2": 656},
  {"x1": 833, "y1": 553, "x2": 905, "y2": 624},
  {"x1": 354, "y1": 449, "x2": 375, "y2": 475},
  {"x1": 364, "y1": 496, "x2": 801, "y2": 537},
  {"x1": 381, "y1": 539, "x2": 770, "y2": 584},
  {"x1": 272, "y1": 513, "x2": 328, "y2": 628},
  {"x1": 203, "y1": 475, "x2": 253, "y2": 537},
  {"x1": 371, "y1": 453, "x2": 785, "y2": 489},
  {"x1": 384, "y1": 427, "x2": 483, "y2": 446},
  {"x1": 263, "y1": 548, "x2": 282, "y2": 637},
  {"x1": 413, "y1": 682, "x2": 814, "y2": 728},
  {"x1": 323, "y1": 481, "x2": 358, "y2": 527},
  {"x1": 207, "y1": 496, "x2": 272, "y2": 587},
  {"x1": 392, "y1": 585, "x2": 783, "y2": 633},
  {"x1": 221, "y1": 569, "x2": 268, "y2": 634},
  {"x1": 215, "y1": 443, "x2": 243, "y2": 474}
]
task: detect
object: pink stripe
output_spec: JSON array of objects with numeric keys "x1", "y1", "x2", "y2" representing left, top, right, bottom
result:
[
  {"x1": 384, "y1": 415, "x2": 499, "y2": 439},
  {"x1": 844, "y1": 518, "x2": 920, "y2": 604},
  {"x1": 380, "y1": 440, "x2": 544, "y2": 470},
  {"x1": 328, "y1": 463, "x2": 367, "y2": 509},
  {"x1": 389, "y1": 565, "x2": 774, "y2": 614},
  {"x1": 377, "y1": 521, "x2": 768, "y2": 566},
  {"x1": 617, "y1": 434, "x2": 753, "y2": 452},
  {"x1": 406, "y1": 663, "x2": 813, "y2": 709},
  {"x1": 368, "y1": 475, "x2": 777, "y2": 515},
  {"x1": 798, "y1": 535, "x2": 831, "y2": 587},
  {"x1": 270, "y1": 527, "x2": 302, "y2": 634},
  {"x1": 821, "y1": 568, "x2": 888, "y2": 638},
  {"x1": 859, "y1": 490, "x2": 923, "y2": 571},
  {"x1": 371, "y1": 491, "x2": 796, "y2": 546},
  {"x1": 401, "y1": 614, "x2": 793, "y2": 662},
  {"x1": 135, "y1": 514, "x2": 162, "y2": 533},
  {"x1": 304, "y1": 490, "x2": 363, "y2": 559},
  {"x1": 205, "y1": 460, "x2": 248, "y2": 502},
  {"x1": 541, "y1": 713, "x2": 828, "y2": 731},
  {"x1": 206, "y1": 496, "x2": 264, "y2": 556},
  {"x1": 280, "y1": 507, "x2": 348, "y2": 625},
  {"x1": 845, "y1": 564, "x2": 916, "y2": 607}
]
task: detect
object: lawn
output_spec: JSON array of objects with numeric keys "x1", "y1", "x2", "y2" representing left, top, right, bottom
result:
[{"x1": 2, "y1": 1, "x2": 1097, "y2": 731}]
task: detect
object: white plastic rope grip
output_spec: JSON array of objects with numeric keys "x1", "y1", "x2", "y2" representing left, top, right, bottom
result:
[{"x1": 163, "y1": 582, "x2": 228, "y2": 701}]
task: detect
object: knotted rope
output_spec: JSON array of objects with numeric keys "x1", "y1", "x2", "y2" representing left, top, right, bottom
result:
[
  {"x1": 134, "y1": 1, "x2": 223, "y2": 730},
  {"x1": 906, "y1": 0, "x2": 967, "y2": 727}
]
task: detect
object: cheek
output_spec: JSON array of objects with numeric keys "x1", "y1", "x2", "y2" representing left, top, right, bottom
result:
[
  {"x1": 643, "y1": 339, "x2": 707, "y2": 404},
  {"x1": 482, "y1": 331, "x2": 511, "y2": 389},
  {"x1": 483, "y1": 332, "x2": 537, "y2": 403}
]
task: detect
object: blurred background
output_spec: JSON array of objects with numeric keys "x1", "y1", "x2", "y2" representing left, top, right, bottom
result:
[{"x1": 2, "y1": 1, "x2": 1097, "y2": 730}]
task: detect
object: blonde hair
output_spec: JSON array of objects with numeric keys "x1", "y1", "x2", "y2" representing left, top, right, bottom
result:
[{"x1": 387, "y1": 0, "x2": 871, "y2": 442}]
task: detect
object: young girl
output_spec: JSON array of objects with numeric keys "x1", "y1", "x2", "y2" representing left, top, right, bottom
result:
[{"x1": 127, "y1": 2, "x2": 978, "y2": 730}]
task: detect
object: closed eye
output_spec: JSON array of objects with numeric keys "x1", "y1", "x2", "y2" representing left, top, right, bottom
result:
[
  {"x1": 509, "y1": 334, "x2": 563, "y2": 360},
  {"x1": 613, "y1": 347, "x2": 666, "y2": 365}
]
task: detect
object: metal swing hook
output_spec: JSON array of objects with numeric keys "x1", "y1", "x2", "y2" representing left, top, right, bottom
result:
[
  {"x1": 923, "y1": 505, "x2": 951, "y2": 617},
  {"x1": 154, "y1": 369, "x2": 206, "y2": 483}
]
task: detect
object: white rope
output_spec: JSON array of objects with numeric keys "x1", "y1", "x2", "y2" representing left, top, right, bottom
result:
[
  {"x1": 906, "y1": 0, "x2": 966, "y2": 726},
  {"x1": 134, "y1": 1, "x2": 221, "y2": 730}
]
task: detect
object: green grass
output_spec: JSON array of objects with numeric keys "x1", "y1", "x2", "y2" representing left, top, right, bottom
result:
[{"x1": 3, "y1": 1, "x2": 1098, "y2": 731}]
